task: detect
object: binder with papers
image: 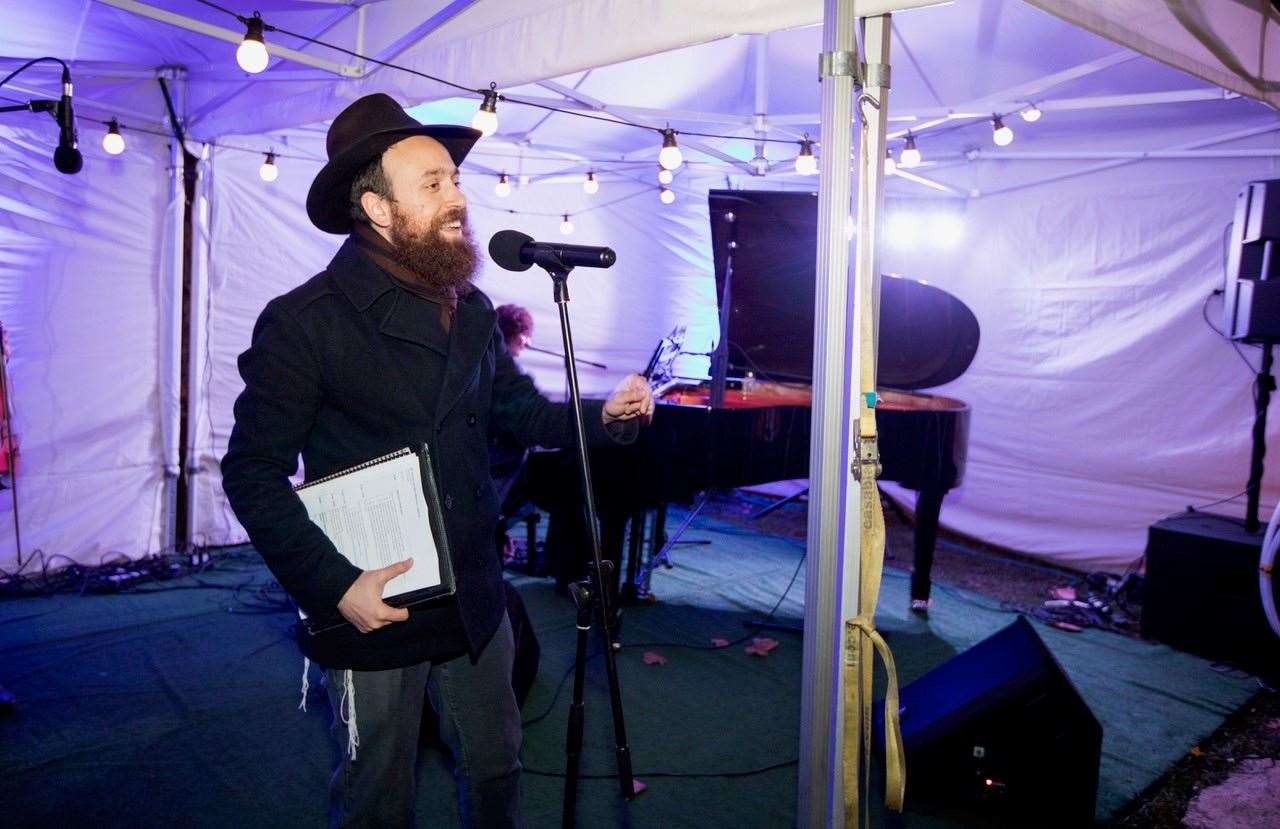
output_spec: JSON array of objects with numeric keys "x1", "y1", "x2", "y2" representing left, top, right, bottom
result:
[{"x1": 293, "y1": 444, "x2": 455, "y2": 633}]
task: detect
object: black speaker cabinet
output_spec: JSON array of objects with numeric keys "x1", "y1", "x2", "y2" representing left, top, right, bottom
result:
[
  {"x1": 1142, "y1": 512, "x2": 1279, "y2": 681},
  {"x1": 875, "y1": 616, "x2": 1102, "y2": 826}
]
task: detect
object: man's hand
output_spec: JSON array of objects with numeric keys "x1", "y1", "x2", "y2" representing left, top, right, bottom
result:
[
  {"x1": 603, "y1": 374, "x2": 655, "y2": 426},
  {"x1": 337, "y1": 558, "x2": 413, "y2": 634}
]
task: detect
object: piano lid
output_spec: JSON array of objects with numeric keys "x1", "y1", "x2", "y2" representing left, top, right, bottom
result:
[
  {"x1": 878, "y1": 274, "x2": 980, "y2": 390},
  {"x1": 708, "y1": 189, "x2": 980, "y2": 390}
]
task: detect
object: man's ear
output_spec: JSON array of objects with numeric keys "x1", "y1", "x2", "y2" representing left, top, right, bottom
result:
[{"x1": 360, "y1": 190, "x2": 392, "y2": 228}]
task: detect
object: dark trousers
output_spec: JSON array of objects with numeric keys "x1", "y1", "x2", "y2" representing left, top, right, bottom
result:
[{"x1": 324, "y1": 613, "x2": 523, "y2": 828}]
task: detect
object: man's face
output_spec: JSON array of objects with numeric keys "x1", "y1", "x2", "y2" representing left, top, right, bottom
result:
[{"x1": 377, "y1": 135, "x2": 477, "y2": 291}]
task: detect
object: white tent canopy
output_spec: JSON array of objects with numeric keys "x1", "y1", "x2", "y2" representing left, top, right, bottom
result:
[{"x1": 2, "y1": 0, "x2": 1278, "y2": 574}]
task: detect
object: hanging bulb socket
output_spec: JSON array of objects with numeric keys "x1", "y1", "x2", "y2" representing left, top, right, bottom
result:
[
  {"x1": 583, "y1": 171, "x2": 599, "y2": 194},
  {"x1": 237, "y1": 15, "x2": 270, "y2": 74},
  {"x1": 658, "y1": 128, "x2": 683, "y2": 171},
  {"x1": 494, "y1": 173, "x2": 511, "y2": 198},
  {"x1": 559, "y1": 214, "x2": 574, "y2": 235},
  {"x1": 794, "y1": 136, "x2": 817, "y2": 176},
  {"x1": 992, "y1": 115, "x2": 1014, "y2": 147},
  {"x1": 259, "y1": 151, "x2": 279, "y2": 182},
  {"x1": 899, "y1": 134, "x2": 921, "y2": 168},
  {"x1": 102, "y1": 118, "x2": 126, "y2": 155},
  {"x1": 472, "y1": 84, "x2": 499, "y2": 137}
]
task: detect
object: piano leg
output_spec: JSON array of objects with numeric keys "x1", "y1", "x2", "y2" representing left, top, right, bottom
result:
[
  {"x1": 621, "y1": 511, "x2": 646, "y2": 606},
  {"x1": 600, "y1": 515, "x2": 627, "y2": 603},
  {"x1": 911, "y1": 486, "x2": 946, "y2": 602}
]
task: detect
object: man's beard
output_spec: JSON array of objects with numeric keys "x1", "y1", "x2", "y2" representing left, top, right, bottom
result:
[{"x1": 387, "y1": 204, "x2": 478, "y2": 293}]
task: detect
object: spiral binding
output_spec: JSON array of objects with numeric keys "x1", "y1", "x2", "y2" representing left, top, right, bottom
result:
[{"x1": 293, "y1": 447, "x2": 414, "y2": 492}]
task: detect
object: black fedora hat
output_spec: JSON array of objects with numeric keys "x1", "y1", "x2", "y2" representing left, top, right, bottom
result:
[{"x1": 306, "y1": 93, "x2": 481, "y2": 234}]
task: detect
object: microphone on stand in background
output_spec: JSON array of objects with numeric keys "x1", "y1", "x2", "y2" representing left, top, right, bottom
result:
[{"x1": 53, "y1": 66, "x2": 81, "y2": 175}]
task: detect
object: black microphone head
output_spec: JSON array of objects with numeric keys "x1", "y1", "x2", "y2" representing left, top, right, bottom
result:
[
  {"x1": 489, "y1": 230, "x2": 534, "y2": 272},
  {"x1": 599, "y1": 247, "x2": 617, "y2": 268},
  {"x1": 54, "y1": 144, "x2": 82, "y2": 175}
]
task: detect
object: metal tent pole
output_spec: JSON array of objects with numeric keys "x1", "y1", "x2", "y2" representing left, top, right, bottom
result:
[{"x1": 799, "y1": 1, "x2": 861, "y2": 825}]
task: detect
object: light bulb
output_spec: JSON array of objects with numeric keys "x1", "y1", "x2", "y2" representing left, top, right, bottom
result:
[
  {"x1": 559, "y1": 214, "x2": 574, "y2": 235},
  {"x1": 657, "y1": 167, "x2": 674, "y2": 185},
  {"x1": 883, "y1": 149, "x2": 896, "y2": 175},
  {"x1": 1020, "y1": 104, "x2": 1042, "y2": 123},
  {"x1": 659, "y1": 187, "x2": 675, "y2": 205},
  {"x1": 899, "y1": 135, "x2": 921, "y2": 169},
  {"x1": 992, "y1": 116, "x2": 1014, "y2": 147},
  {"x1": 794, "y1": 138, "x2": 817, "y2": 176},
  {"x1": 102, "y1": 119, "x2": 125, "y2": 155},
  {"x1": 494, "y1": 173, "x2": 511, "y2": 198},
  {"x1": 583, "y1": 171, "x2": 599, "y2": 194},
  {"x1": 259, "y1": 151, "x2": 279, "y2": 182},
  {"x1": 472, "y1": 86, "x2": 499, "y2": 137},
  {"x1": 658, "y1": 129, "x2": 682, "y2": 171},
  {"x1": 236, "y1": 17, "x2": 270, "y2": 74}
]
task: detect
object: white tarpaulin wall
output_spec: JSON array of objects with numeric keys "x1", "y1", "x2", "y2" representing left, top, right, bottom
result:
[
  {"x1": 0, "y1": 123, "x2": 170, "y2": 568},
  {"x1": 878, "y1": 153, "x2": 1280, "y2": 571},
  {"x1": 190, "y1": 129, "x2": 721, "y2": 546},
  {"x1": 190, "y1": 136, "x2": 1280, "y2": 570},
  {"x1": 4, "y1": 0, "x2": 1280, "y2": 569}
]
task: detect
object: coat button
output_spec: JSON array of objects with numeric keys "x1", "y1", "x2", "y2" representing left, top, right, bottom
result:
[
  {"x1": 444, "y1": 494, "x2": 454, "y2": 510},
  {"x1": 466, "y1": 413, "x2": 477, "y2": 427}
]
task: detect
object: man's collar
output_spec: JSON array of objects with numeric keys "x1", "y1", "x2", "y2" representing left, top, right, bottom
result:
[{"x1": 329, "y1": 236, "x2": 397, "y2": 312}]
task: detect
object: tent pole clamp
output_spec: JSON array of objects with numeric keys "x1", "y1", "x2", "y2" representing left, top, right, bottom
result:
[
  {"x1": 819, "y1": 50, "x2": 860, "y2": 83},
  {"x1": 863, "y1": 62, "x2": 890, "y2": 89}
]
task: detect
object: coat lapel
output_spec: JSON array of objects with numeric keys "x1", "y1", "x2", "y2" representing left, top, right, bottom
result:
[
  {"x1": 435, "y1": 294, "x2": 496, "y2": 424},
  {"x1": 378, "y1": 289, "x2": 451, "y2": 357}
]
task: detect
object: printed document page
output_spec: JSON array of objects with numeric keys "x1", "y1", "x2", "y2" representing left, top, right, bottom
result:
[{"x1": 296, "y1": 452, "x2": 442, "y2": 602}]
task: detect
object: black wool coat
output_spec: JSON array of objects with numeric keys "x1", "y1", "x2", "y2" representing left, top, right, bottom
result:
[{"x1": 221, "y1": 237, "x2": 631, "y2": 670}]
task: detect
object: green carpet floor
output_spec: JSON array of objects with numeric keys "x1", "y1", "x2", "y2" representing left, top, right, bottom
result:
[{"x1": 0, "y1": 511, "x2": 1258, "y2": 827}]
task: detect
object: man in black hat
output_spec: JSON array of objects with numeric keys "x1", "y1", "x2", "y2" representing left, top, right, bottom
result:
[{"x1": 221, "y1": 93, "x2": 653, "y2": 828}]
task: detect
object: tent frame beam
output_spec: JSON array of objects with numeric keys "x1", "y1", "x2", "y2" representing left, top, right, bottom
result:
[
  {"x1": 536, "y1": 80, "x2": 758, "y2": 174},
  {"x1": 977, "y1": 121, "x2": 1280, "y2": 197},
  {"x1": 94, "y1": 0, "x2": 358, "y2": 77}
]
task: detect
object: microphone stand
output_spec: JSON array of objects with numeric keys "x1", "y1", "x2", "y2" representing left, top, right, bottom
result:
[
  {"x1": 537, "y1": 257, "x2": 635, "y2": 825},
  {"x1": 0, "y1": 100, "x2": 56, "y2": 116},
  {"x1": 525, "y1": 344, "x2": 608, "y2": 370}
]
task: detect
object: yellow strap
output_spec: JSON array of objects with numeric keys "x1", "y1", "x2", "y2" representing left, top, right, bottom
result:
[
  {"x1": 841, "y1": 459, "x2": 906, "y2": 826},
  {"x1": 842, "y1": 77, "x2": 906, "y2": 824}
]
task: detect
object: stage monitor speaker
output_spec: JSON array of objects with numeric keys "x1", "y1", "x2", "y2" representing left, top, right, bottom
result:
[
  {"x1": 1224, "y1": 179, "x2": 1280, "y2": 342},
  {"x1": 1142, "y1": 512, "x2": 1279, "y2": 683},
  {"x1": 875, "y1": 616, "x2": 1102, "y2": 826}
]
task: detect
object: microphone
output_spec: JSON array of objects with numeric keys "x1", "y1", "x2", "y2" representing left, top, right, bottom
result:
[
  {"x1": 488, "y1": 230, "x2": 616, "y2": 272},
  {"x1": 53, "y1": 68, "x2": 81, "y2": 175}
]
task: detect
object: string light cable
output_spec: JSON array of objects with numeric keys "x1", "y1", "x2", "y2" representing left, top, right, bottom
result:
[{"x1": 189, "y1": 2, "x2": 816, "y2": 158}]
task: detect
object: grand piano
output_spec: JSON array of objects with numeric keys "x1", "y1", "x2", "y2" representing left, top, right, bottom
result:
[{"x1": 527, "y1": 190, "x2": 979, "y2": 607}]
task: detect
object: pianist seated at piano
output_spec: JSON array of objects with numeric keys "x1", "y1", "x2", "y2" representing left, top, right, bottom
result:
[
  {"x1": 528, "y1": 190, "x2": 981, "y2": 619},
  {"x1": 490, "y1": 304, "x2": 537, "y2": 563}
]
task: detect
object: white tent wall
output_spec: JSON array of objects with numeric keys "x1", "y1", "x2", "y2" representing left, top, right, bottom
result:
[
  {"x1": 0, "y1": 122, "x2": 171, "y2": 569},
  {"x1": 190, "y1": 120, "x2": 1280, "y2": 570},
  {"x1": 878, "y1": 150, "x2": 1280, "y2": 571},
  {"x1": 191, "y1": 135, "x2": 719, "y2": 547}
]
